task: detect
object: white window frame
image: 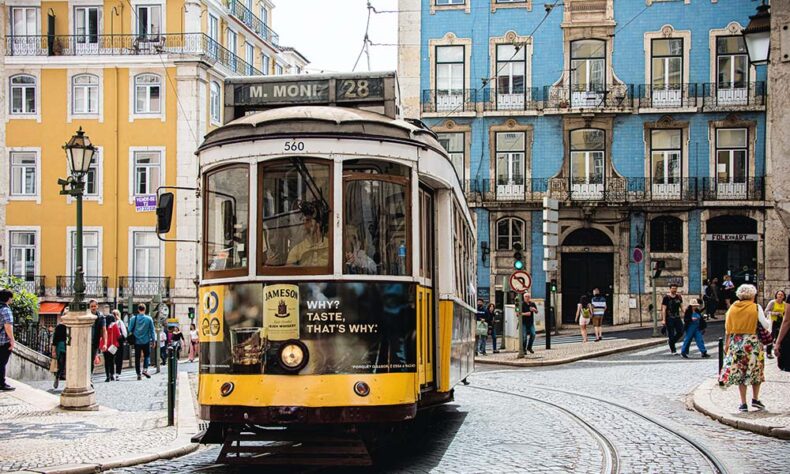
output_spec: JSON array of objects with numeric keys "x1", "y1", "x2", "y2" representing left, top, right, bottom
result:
[
  {"x1": 262, "y1": 53, "x2": 270, "y2": 75},
  {"x1": 8, "y1": 73, "x2": 40, "y2": 121},
  {"x1": 66, "y1": 226, "x2": 103, "y2": 279},
  {"x1": 210, "y1": 80, "x2": 221, "y2": 125},
  {"x1": 128, "y1": 146, "x2": 166, "y2": 203},
  {"x1": 128, "y1": 227, "x2": 165, "y2": 279},
  {"x1": 6, "y1": 226, "x2": 41, "y2": 278},
  {"x1": 129, "y1": 70, "x2": 165, "y2": 121},
  {"x1": 70, "y1": 72, "x2": 101, "y2": 117},
  {"x1": 495, "y1": 131, "x2": 526, "y2": 199},
  {"x1": 133, "y1": 3, "x2": 163, "y2": 39},
  {"x1": 496, "y1": 217, "x2": 524, "y2": 251},
  {"x1": 8, "y1": 7, "x2": 41, "y2": 56},
  {"x1": 245, "y1": 41, "x2": 255, "y2": 75},
  {"x1": 227, "y1": 28, "x2": 238, "y2": 70},
  {"x1": 73, "y1": 5, "x2": 101, "y2": 48},
  {"x1": 435, "y1": 45, "x2": 465, "y2": 112},
  {"x1": 437, "y1": 132, "x2": 465, "y2": 181},
  {"x1": 67, "y1": 146, "x2": 103, "y2": 204},
  {"x1": 275, "y1": 63, "x2": 283, "y2": 75},
  {"x1": 8, "y1": 147, "x2": 41, "y2": 203}
]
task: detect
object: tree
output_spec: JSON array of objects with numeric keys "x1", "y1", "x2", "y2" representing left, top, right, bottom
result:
[{"x1": 0, "y1": 271, "x2": 40, "y2": 324}]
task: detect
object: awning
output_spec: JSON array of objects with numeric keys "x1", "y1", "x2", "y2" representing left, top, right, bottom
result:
[{"x1": 39, "y1": 302, "x2": 67, "y2": 315}]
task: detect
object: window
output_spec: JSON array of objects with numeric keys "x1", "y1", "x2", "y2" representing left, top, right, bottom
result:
[
  {"x1": 9, "y1": 7, "x2": 39, "y2": 55},
  {"x1": 437, "y1": 132, "x2": 464, "y2": 180},
  {"x1": 208, "y1": 15, "x2": 219, "y2": 58},
  {"x1": 260, "y1": 5, "x2": 268, "y2": 26},
  {"x1": 72, "y1": 74, "x2": 99, "y2": 115},
  {"x1": 85, "y1": 151, "x2": 100, "y2": 197},
  {"x1": 496, "y1": 217, "x2": 524, "y2": 250},
  {"x1": 262, "y1": 54, "x2": 270, "y2": 75},
  {"x1": 570, "y1": 39, "x2": 605, "y2": 107},
  {"x1": 10, "y1": 75, "x2": 36, "y2": 115},
  {"x1": 210, "y1": 81, "x2": 221, "y2": 124},
  {"x1": 650, "y1": 129, "x2": 682, "y2": 198},
  {"x1": 133, "y1": 231, "x2": 161, "y2": 278},
  {"x1": 650, "y1": 216, "x2": 683, "y2": 253},
  {"x1": 651, "y1": 38, "x2": 683, "y2": 107},
  {"x1": 205, "y1": 166, "x2": 249, "y2": 275},
  {"x1": 419, "y1": 188, "x2": 434, "y2": 280},
  {"x1": 716, "y1": 36, "x2": 749, "y2": 105},
  {"x1": 715, "y1": 128, "x2": 748, "y2": 198},
  {"x1": 436, "y1": 0, "x2": 465, "y2": 4},
  {"x1": 275, "y1": 63, "x2": 283, "y2": 75},
  {"x1": 343, "y1": 161, "x2": 410, "y2": 276},
  {"x1": 435, "y1": 45, "x2": 464, "y2": 111},
  {"x1": 496, "y1": 0, "x2": 526, "y2": 2},
  {"x1": 134, "y1": 74, "x2": 161, "y2": 114},
  {"x1": 495, "y1": 44, "x2": 527, "y2": 110},
  {"x1": 569, "y1": 129, "x2": 605, "y2": 199},
  {"x1": 495, "y1": 132, "x2": 526, "y2": 198},
  {"x1": 9, "y1": 231, "x2": 36, "y2": 277},
  {"x1": 245, "y1": 42, "x2": 255, "y2": 75},
  {"x1": 133, "y1": 150, "x2": 161, "y2": 197},
  {"x1": 10, "y1": 151, "x2": 37, "y2": 197},
  {"x1": 136, "y1": 5, "x2": 162, "y2": 39},
  {"x1": 70, "y1": 230, "x2": 100, "y2": 276},
  {"x1": 74, "y1": 6, "x2": 100, "y2": 45}
]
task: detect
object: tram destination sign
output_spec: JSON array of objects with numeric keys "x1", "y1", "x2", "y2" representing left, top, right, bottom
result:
[{"x1": 233, "y1": 77, "x2": 386, "y2": 107}]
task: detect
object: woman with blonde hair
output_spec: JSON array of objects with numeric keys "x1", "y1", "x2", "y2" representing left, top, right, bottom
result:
[{"x1": 719, "y1": 284, "x2": 772, "y2": 412}]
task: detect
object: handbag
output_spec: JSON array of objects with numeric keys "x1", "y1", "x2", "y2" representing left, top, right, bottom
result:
[
  {"x1": 476, "y1": 320, "x2": 488, "y2": 337},
  {"x1": 49, "y1": 358, "x2": 58, "y2": 373},
  {"x1": 126, "y1": 317, "x2": 137, "y2": 346},
  {"x1": 756, "y1": 323, "x2": 773, "y2": 345}
]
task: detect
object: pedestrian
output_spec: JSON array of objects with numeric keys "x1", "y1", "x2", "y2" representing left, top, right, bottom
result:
[
  {"x1": 51, "y1": 322, "x2": 67, "y2": 389},
  {"x1": 661, "y1": 284, "x2": 684, "y2": 355},
  {"x1": 89, "y1": 299, "x2": 107, "y2": 368},
  {"x1": 703, "y1": 278, "x2": 719, "y2": 320},
  {"x1": 774, "y1": 305, "x2": 790, "y2": 372},
  {"x1": 575, "y1": 295, "x2": 592, "y2": 343},
  {"x1": 680, "y1": 299, "x2": 710, "y2": 359},
  {"x1": 188, "y1": 323, "x2": 200, "y2": 362},
  {"x1": 518, "y1": 293, "x2": 538, "y2": 355},
  {"x1": 128, "y1": 304, "x2": 155, "y2": 380},
  {"x1": 171, "y1": 326, "x2": 185, "y2": 360},
  {"x1": 719, "y1": 284, "x2": 772, "y2": 412},
  {"x1": 159, "y1": 328, "x2": 168, "y2": 365},
  {"x1": 475, "y1": 299, "x2": 486, "y2": 356},
  {"x1": 486, "y1": 303, "x2": 500, "y2": 354},
  {"x1": 722, "y1": 275, "x2": 735, "y2": 309},
  {"x1": 113, "y1": 310, "x2": 127, "y2": 379},
  {"x1": 764, "y1": 290, "x2": 786, "y2": 359},
  {"x1": 100, "y1": 312, "x2": 121, "y2": 382},
  {"x1": 0, "y1": 289, "x2": 16, "y2": 391},
  {"x1": 590, "y1": 288, "x2": 606, "y2": 342}
]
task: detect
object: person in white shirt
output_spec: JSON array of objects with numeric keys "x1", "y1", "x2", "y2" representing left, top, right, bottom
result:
[
  {"x1": 188, "y1": 323, "x2": 200, "y2": 362},
  {"x1": 112, "y1": 310, "x2": 127, "y2": 380}
]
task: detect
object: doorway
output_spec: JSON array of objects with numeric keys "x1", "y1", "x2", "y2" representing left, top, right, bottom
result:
[{"x1": 561, "y1": 252, "x2": 614, "y2": 324}]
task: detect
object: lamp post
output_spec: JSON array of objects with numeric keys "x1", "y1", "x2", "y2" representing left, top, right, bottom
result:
[
  {"x1": 742, "y1": 2, "x2": 771, "y2": 66},
  {"x1": 59, "y1": 127, "x2": 99, "y2": 411}
]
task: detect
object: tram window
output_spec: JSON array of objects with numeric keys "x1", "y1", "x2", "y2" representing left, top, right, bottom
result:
[
  {"x1": 343, "y1": 172, "x2": 410, "y2": 276},
  {"x1": 419, "y1": 188, "x2": 434, "y2": 280},
  {"x1": 258, "y1": 159, "x2": 332, "y2": 273},
  {"x1": 204, "y1": 166, "x2": 249, "y2": 276}
]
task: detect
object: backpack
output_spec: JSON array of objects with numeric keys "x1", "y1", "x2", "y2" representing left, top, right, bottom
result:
[{"x1": 581, "y1": 307, "x2": 592, "y2": 318}]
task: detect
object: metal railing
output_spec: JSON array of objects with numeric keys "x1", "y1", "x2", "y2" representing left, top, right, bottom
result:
[
  {"x1": 12, "y1": 275, "x2": 45, "y2": 296},
  {"x1": 421, "y1": 89, "x2": 477, "y2": 113},
  {"x1": 227, "y1": 0, "x2": 279, "y2": 46},
  {"x1": 625, "y1": 177, "x2": 700, "y2": 202},
  {"x1": 637, "y1": 83, "x2": 698, "y2": 109},
  {"x1": 56, "y1": 276, "x2": 109, "y2": 298},
  {"x1": 482, "y1": 86, "x2": 541, "y2": 112},
  {"x1": 3, "y1": 33, "x2": 262, "y2": 76},
  {"x1": 543, "y1": 84, "x2": 634, "y2": 110},
  {"x1": 466, "y1": 178, "x2": 549, "y2": 202},
  {"x1": 701, "y1": 82, "x2": 766, "y2": 110},
  {"x1": 14, "y1": 322, "x2": 51, "y2": 356},
  {"x1": 118, "y1": 276, "x2": 171, "y2": 298},
  {"x1": 701, "y1": 177, "x2": 764, "y2": 201}
]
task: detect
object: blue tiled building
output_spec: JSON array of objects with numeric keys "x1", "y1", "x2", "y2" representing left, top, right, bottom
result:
[{"x1": 399, "y1": 0, "x2": 769, "y2": 325}]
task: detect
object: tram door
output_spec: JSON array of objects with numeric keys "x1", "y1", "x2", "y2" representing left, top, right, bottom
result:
[{"x1": 417, "y1": 188, "x2": 435, "y2": 389}]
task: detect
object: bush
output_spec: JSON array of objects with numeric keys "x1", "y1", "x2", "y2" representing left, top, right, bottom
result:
[{"x1": 0, "y1": 271, "x2": 40, "y2": 324}]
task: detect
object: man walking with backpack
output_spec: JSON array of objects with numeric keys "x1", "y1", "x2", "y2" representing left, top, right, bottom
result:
[
  {"x1": 128, "y1": 304, "x2": 155, "y2": 380},
  {"x1": 662, "y1": 284, "x2": 685, "y2": 355}
]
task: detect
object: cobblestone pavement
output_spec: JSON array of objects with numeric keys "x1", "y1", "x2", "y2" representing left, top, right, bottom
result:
[{"x1": 109, "y1": 333, "x2": 790, "y2": 474}]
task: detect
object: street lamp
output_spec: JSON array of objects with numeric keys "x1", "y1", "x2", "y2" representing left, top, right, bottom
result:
[
  {"x1": 60, "y1": 127, "x2": 96, "y2": 311},
  {"x1": 742, "y1": 2, "x2": 771, "y2": 66}
]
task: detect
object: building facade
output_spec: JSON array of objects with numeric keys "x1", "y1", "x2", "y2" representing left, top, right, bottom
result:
[
  {"x1": 0, "y1": 0, "x2": 307, "y2": 326},
  {"x1": 399, "y1": 0, "x2": 784, "y2": 325}
]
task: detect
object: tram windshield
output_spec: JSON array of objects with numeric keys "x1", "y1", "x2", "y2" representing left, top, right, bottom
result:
[{"x1": 205, "y1": 166, "x2": 249, "y2": 275}]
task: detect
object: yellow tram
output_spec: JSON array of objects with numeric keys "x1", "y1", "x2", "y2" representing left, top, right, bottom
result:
[{"x1": 157, "y1": 72, "x2": 476, "y2": 461}]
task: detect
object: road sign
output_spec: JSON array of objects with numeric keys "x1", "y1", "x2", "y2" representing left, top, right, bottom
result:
[
  {"x1": 543, "y1": 260, "x2": 558, "y2": 272},
  {"x1": 509, "y1": 271, "x2": 532, "y2": 293},
  {"x1": 159, "y1": 304, "x2": 170, "y2": 318},
  {"x1": 633, "y1": 247, "x2": 644, "y2": 263}
]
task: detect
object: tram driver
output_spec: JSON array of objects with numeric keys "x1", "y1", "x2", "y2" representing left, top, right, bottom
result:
[{"x1": 286, "y1": 201, "x2": 329, "y2": 267}]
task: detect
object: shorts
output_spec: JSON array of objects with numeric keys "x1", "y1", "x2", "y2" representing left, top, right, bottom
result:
[
  {"x1": 592, "y1": 316, "x2": 603, "y2": 327},
  {"x1": 579, "y1": 317, "x2": 591, "y2": 327}
]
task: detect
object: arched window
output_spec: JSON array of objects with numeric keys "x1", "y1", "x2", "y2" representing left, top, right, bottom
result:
[
  {"x1": 570, "y1": 39, "x2": 605, "y2": 107},
  {"x1": 10, "y1": 74, "x2": 36, "y2": 115},
  {"x1": 72, "y1": 74, "x2": 99, "y2": 114},
  {"x1": 210, "y1": 81, "x2": 221, "y2": 124},
  {"x1": 650, "y1": 216, "x2": 683, "y2": 252},
  {"x1": 496, "y1": 217, "x2": 524, "y2": 250},
  {"x1": 134, "y1": 74, "x2": 161, "y2": 114}
]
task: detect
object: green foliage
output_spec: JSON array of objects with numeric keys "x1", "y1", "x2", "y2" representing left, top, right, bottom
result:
[{"x1": 0, "y1": 271, "x2": 40, "y2": 324}]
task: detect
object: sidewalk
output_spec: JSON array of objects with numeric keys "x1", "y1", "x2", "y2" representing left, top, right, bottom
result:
[
  {"x1": 0, "y1": 365, "x2": 199, "y2": 473},
  {"x1": 692, "y1": 361, "x2": 790, "y2": 440}
]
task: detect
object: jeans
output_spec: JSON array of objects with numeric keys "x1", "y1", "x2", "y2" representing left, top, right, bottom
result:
[
  {"x1": 114, "y1": 341, "x2": 125, "y2": 375},
  {"x1": 491, "y1": 326, "x2": 498, "y2": 351},
  {"x1": 477, "y1": 335, "x2": 486, "y2": 354},
  {"x1": 666, "y1": 317, "x2": 684, "y2": 353},
  {"x1": 0, "y1": 343, "x2": 11, "y2": 387},
  {"x1": 521, "y1": 321, "x2": 536, "y2": 352},
  {"x1": 56, "y1": 352, "x2": 67, "y2": 381},
  {"x1": 134, "y1": 343, "x2": 151, "y2": 376},
  {"x1": 768, "y1": 317, "x2": 782, "y2": 355},
  {"x1": 103, "y1": 350, "x2": 115, "y2": 380},
  {"x1": 160, "y1": 345, "x2": 167, "y2": 365},
  {"x1": 681, "y1": 320, "x2": 707, "y2": 355}
]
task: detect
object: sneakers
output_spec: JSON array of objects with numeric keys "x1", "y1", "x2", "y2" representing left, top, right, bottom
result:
[
  {"x1": 701, "y1": 353, "x2": 711, "y2": 358},
  {"x1": 680, "y1": 353, "x2": 689, "y2": 359},
  {"x1": 528, "y1": 349, "x2": 535, "y2": 354},
  {"x1": 767, "y1": 353, "x2": 775, "y2": 359},
  {"x1": 738, "y1": 403, "x2": 749, "y2": 412},
  {"x1": 493, "y1": 350, "x2": 500, "y2": 354},
  {"x1": 137, "y1": 374, "x2": 142, "y2": 380},
  {"x1": 142, "y1": 371, "x2": 151, "y2": 379},
  {"x1": 0, "y1": 384, "x2": 15, "y2": 391},
  {"x1": 53, "y1": 378, "x2": 59, "y2": 389},
  {"x1": 752, "y1": 399, "x2": 766, "y2": 411}
]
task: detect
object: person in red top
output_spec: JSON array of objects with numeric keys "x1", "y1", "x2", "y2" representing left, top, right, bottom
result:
[{"x1": 99, "y1": 312, "x2": 121, "y2": 382}]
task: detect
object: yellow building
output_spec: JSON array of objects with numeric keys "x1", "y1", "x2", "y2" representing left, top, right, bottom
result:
[{"x1": 0, "y1": 0, "x2": 308, "y2": 325}]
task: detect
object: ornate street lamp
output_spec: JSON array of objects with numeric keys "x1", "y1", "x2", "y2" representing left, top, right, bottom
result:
[
  {"x1": 742, "y1": 2, "x2": 771, "y2": 66},
  {"x1": 60, "y1": 127, "x2": 96, "y2": 311}
]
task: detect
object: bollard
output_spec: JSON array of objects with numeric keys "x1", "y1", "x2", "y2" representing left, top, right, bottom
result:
[
  {"x1": 718, "y1": 337, "x2": 724, "y2": 386},
  {"x1": 167, "y1": 346, "x2": 176, "y2": 426}
]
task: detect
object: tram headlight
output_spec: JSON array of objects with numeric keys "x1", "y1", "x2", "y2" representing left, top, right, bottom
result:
[{"x1": 278, "y1": 340, "x2": 308, "y2": 372}]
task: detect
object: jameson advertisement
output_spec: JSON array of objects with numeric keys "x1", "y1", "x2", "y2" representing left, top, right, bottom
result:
[{"x1": 199, "y1": 282, "x2": 417, "y2": 375}]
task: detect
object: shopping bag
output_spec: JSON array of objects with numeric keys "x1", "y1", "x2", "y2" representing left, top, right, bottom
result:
[{"x1": 49, "y1": 358, "x2": 58, "y2": 373}]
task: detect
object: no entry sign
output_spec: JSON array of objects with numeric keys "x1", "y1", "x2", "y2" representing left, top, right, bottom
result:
[{"x1": 509, "y1": 271, "x2": 532, "y2": 294}]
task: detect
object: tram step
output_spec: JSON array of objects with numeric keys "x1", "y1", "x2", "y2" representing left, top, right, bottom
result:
[{"x1": 217, "y1": 431, "x2": 373, "y2": 466}]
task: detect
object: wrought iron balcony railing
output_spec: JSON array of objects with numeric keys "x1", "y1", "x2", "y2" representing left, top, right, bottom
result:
[
  {"x1": 701, "y1": 177, "x2": 764, "y2": 201},
  {"x1": 701, "y1": 82, "x2": 766, "y2": 110},
  {"x1": 543, "y1": 84, "x2": 634, "y2": 111},
  {"x1": 548, "y1": 177, "x2": 628, "y2": 202},
  {"x1": 56, "y1": 276, "x2": 109, "y2": 298},
  {"x1": 118, "y1": 276, "x2": 171, "y2": 299},
  {"x1": 4, "y1": 33, "x2": 262, "y2": 76},
  {"x1": 12, "y1": 275, "x2": 46, "y2": 296},
  {"x1": 625, "y1": 177, "x2": 701, "y2": 202},
  {"x1": 482, "y1": 86, "x2": 541, "y2": 112},
  {"x1": 227, "y1": 0, "x2": 279, "y2": 46},
  {"x1": 421, "y1": 89, "x2": 477, "y2": 113},
  {"x1": 466, "y1": 178, "x2": 549, "y2": 202},
  {"x1": 637, "y1": 83, "x2": 698, "y2": 109}
]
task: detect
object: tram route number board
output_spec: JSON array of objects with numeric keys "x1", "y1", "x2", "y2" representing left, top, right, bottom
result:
[{"x1": 510, "y1": 271, "x2": 532, "y2": 294}]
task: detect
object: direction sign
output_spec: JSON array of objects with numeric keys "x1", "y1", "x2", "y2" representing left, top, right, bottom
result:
[
  {"x1": 509, "y1": 271, "x2": 532, "y2": 293},
  {"x1": 633, "y1": 247, "x2": 644, "y2": 264}
]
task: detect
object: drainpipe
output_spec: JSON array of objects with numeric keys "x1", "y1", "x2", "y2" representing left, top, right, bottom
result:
[{"x1": 114, "y1": 66, "x2": 120, "y2": 307}]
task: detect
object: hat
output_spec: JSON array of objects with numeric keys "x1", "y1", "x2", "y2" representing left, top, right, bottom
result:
[{"x1": 689, "y1": 298, "x2": 702, "y2": 307}]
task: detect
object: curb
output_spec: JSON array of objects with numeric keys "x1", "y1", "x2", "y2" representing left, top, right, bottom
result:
[
  {"x1": 691, "y1": 378, "x2": 790, "y2": 440},
  {"x1": 474, "y1": 338, "x2": 666, "y2": 367}
]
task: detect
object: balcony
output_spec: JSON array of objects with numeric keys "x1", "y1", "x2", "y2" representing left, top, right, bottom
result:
[
  {"x1": 56, "y1": 276, "x2": 109, "y2": 298},
  {"x1": 701, "y1": 82, "x2": 766, "y2": 111},
  {"x1": 118, "y1": 276, "x2": 171, "y2": 299},
  {"x1": 625, "y1": 178, "x2": 700, "y2": 203},
  {"x1": 227, "y1": 0, "x2": 279, "y2": 46},
  {"x1": 482, "y1": 86, "x2": 541, "y2": 113},
  {"x1": 3, "y1": 33, "x2": 262, "y2": 76},
  {"x1": 637, "y1": 84, "x2": 698, "y2": 110},
  {"x1": 701, "y1": 177, "x2": 764, "y2": 201},
  {"x1": 12, "y1": 275, "x2": 45, "y2": 297},
  {"x1": 466, "y1": 178, "x2": 549, "y2": 202},
  {"x1": 421, "y1": 89, "x2": 477, "y2": 114},
  {"x1": 543, "y1": 84, "x2": 633, "y2": 111}
]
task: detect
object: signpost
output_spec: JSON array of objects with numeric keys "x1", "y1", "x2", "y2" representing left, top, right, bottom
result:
[
  {"x1": 542, "y1": 198, "x2": 560, "y2": 348},
  {"x1": 634, "y1": 247, "x2": 644, "y2": 327},
  {"x1": 510, "y1": 271, "x2": 531, "y2": 358}
]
